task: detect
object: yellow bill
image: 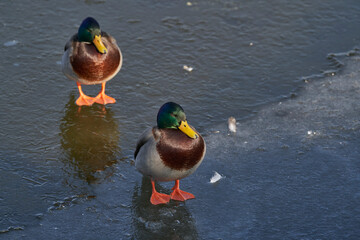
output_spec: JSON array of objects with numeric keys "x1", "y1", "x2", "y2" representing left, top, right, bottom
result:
[
  {"x1": 93, "y1": 35, "x2": 107, "y2": 54},
  {"x1": 178, "y1": 120, "x2": 198, "y2": 139}
]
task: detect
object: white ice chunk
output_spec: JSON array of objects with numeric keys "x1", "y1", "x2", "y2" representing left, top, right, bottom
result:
[
  {"x1": 307, "y1": 130, "x2": 320, "y2": 137},
  {"x1": 210, "y1": 171, "x2": 224, "y2": 183},
  {"x1": 183, "y1": 65, "x2": 193, "y2": 72},
  {"x1": 4, "y1": 40, "x2": 18, "y2": 47},
  {"x1": 228, "y1": 117, "x2": 236, "y2": 133}
]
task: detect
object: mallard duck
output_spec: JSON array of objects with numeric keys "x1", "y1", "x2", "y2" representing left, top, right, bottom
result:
[
  {"x1": 134, "y1": 102, "x2": 206, "y2": 205},
  {"x1": 62, "y1": 17, "x2": 122, "y2": 106}
]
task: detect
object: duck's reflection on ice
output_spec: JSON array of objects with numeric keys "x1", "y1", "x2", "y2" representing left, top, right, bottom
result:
[
  {"x1": 131, "y1": 177, "x2": 199, "y2": 240},
  {"x1": 59, "y1": 95, "x2": 121, "y2": 184}
]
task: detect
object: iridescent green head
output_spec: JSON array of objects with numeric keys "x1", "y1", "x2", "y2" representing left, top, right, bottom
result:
[
  {"x1": 77, "y1": 17, "x2": 107, "y2": 54},
  {"x1": 157, "y1": 102, "x2": 198, "y2": 139}
]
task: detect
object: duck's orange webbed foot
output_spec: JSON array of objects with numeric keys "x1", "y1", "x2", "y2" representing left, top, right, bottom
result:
[
  {"x1": 170, "y1": 180, "x2": 195, "y2": 201},
  {"x1": 76, "y1": 83, "x2": 95, "y2": 106},
  {"x1": 150, "y1": 180, "x2": 170, "y2": 205},
  {"x1": 94, "y1": 82, "x2": 116, "y2": 105},
  {"x1": 94, "y1": 93, "x2": 116, "y2": 105},
  {"x1": 151, "y1": 192, "x2": 171, "y2": 205}
]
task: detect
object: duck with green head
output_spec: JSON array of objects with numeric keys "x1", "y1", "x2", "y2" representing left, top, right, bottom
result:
[
  {"x1": 134, "y1": 102, "x2": 206, "y2": 205},
  {"x1": 62, "y1": 17, "x2": 122, "y2": 106}
]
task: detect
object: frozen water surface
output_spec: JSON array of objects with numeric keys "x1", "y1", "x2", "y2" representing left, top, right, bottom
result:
[
  {"x1": 1, "y1": 0, "x2": 360, "y2": 239},
  {"x1": 204, "y1": 54, "x2": 360, "y2": 239}
]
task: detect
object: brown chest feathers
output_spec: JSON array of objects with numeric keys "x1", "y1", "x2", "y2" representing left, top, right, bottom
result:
[
  {"x1": 156, "y1": 128, "x2": 205, "y2": 170},
  {"x1": 70, "y1": 36, "x2": 121, "y2": 83}
]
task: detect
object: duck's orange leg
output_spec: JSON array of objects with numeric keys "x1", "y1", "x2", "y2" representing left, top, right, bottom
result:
[
  {"x1": 76, "y1": 82, "x2": 95, "y2": 106},
  {"x1": 150, "y1": 180, "x2": 170, "y2": 205},
  {"x1": 170, "y1": 180, "x2": 195, "y2": 201},
  {"x1": 94, "y1": 82, "x2": 116, "y2": 105}
]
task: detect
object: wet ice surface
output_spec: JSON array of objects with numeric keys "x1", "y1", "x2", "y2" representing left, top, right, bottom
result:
[
  {"x1": 2, "y1": 55, "x2": 360, "y2": 239},
  {"x1": 1, "y1": 0, "x2": 360, "y2": 239},
  {"x1": 203, "y1": 55, "x2": 360, "y2": 239}
]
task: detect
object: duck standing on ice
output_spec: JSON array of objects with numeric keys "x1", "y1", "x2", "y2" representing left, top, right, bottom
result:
[
  {"x1": 62, "y1": 17, "x2": 122, "y2": 106},
  {"x1": 134, "y1": 102, "x2": 206, "y2": 205}
]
